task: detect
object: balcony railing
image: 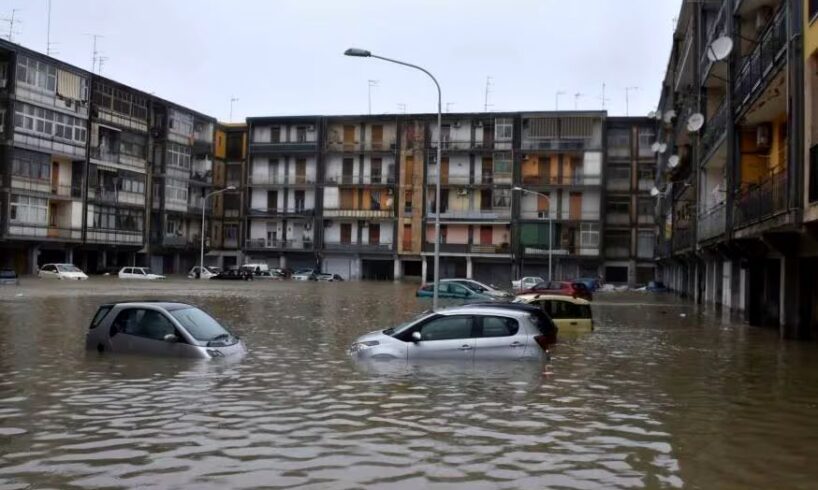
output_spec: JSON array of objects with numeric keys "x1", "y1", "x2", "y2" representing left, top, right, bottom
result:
[
  {"x1": 249, "y1": 175, "x2": 315, "y2": 186},
  {"x1": 7, "y1": 223, "x2": 83, "y2": 240},
  {"x1": 11, "y1": 178, "x2": 81, "y2": 198},
  {"x1": 521, "y1": 139, "x2": 587, "y2": 151},
  {"x1": 604, "y1": 244, "x2": 631, "y2": 258},
  {"x1": 432, "y1": 209, "x2": 512, "y2": 220},
  {"x1": 733, "y1": 171, "x2": 787, "y2": 229},
  {"x1": 519, "y1": 210, "x2": 556, "y2": 220},
  {"x1": 326, "y1": 140, "x2": 398, "y2": 152},
  {"x1": 700, "y1": 0, "x2": 727, "y2": 82},
  {"x1": 701, "y1": 101, "x2": 728, "y2": 159},
  {"x1": 89, "y1": 187, "x2": 117, "y2": 204},
  {"x1": 606, "y1": 178, "x2": 631, "y2": 192},
  {"x1": 734, "y1": 6, "x2": 787, "y2": 110},
  {"x1": 469, "y1": 244, "x2": 511, "y2": 254},
  {"x1": 561, "y1": 210, "x2": 601, "y2": 221},
  {"x1": 190, "y1": 170, "x2": 213, "y2": 184},
  {"x1": 249, "y1": 141, "x2": 318, "y2": 153},
  {"x1": 245, "y1": 238, "x2": 314, "y2": 250},
  {"x1": 325, "y1": 174, "x2": 396, "y2": 185},
  {"x1": 89, "y1": 147, "x2": 121, "y2": 164},
  {"x1": 86, "y1": 228, "x2": 143, "y2": 245},
  {"x1": 323, "y1": 209, "x2": 392, "y2": 218},
  {"x1": 697, "y1": 202, "x2": 727, "y2": 241},
  {"x1": 325, "y1": 242, "x2": 393, "y2": 251},
  {"x1": 162, "y1": 235, "x2": 196, "y2": 247},
  {"x1": 248, "y1": 207, "x2": 315, "y2": 217},
  {"x1": 521, "y1": 174, "x2": 601, "y2": 186}
]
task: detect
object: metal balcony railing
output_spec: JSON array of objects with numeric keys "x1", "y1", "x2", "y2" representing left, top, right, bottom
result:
[
  {"x1": 701, "y1": 101, "x2": 728, "y2": 159},
  {"x1": 325, "y1": 174, "x2": 396, "y2": 185},
  {"x1": 433, "y1": 209, "x2": 512, "y2": 220},
  {"x1": 7, "y1": 223, "x2": 83, "y2": 240},
  {"x1": 521, "y1": 139, "x2": 587, "y2": 151},
  {"x1": 250, "y1": 175, "x2": 315, "y2": 186},
  {"x1": 733, "y1": 171, "x2": 788, "y2": 229},
  {"x1": 248, "y1": 207, "x2": 315, "y2": 217},
  {"x1": 521, "y1": 173, "x2": 601, "y2": 186},
  {"x1": 326, "y1": 140, "x2": 398, "y2": 152},
  {"x1": 562, "y1": 211, "x2": 602, "y2": 221},
  {"x1": 697, "y1": 202, "x2": 727, "y2": 241},
  {"x1": 325, "y1": 242, "x2": 393, "y2": 251},
  {"x1": 245, "y1": 238, "x2": 313, "y2": 250},
  {"x1": 469, "y1": 244, "x2": 511, "y2": 254},
  {"x1": 734, "y1": 6, "x2": 787, "y2": 110},
  {"x1": 322, "y1": 209, "x2": 392, "y2": 218},
  {"x1": 700, "y1": 0, "x2": 728, "y2": 81}
]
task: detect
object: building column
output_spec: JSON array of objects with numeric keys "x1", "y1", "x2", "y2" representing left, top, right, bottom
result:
[
  {"x1": 421, "y1": 257, "x2": 428, "y2": 283},
  {"x1": 279, "y1": 255, "x2": 287, "y2": 269},
  {"x1": 780, "y1": 256, "x2": 805, "y2": 338},
  {"x1": 101, "y1": 250, "x2": 108, "y2": 270},
  {"x1": 466, "y1": 256, "x2": 473, "y2": 279},
  {"x1": 721, "y1": 259, "x2": 732, "y2": 309},
  {"x1": 29, "y1": 245, "x2": 40, "y2": 275},
  {"x1": 65, "y1": 248, "x2": 74, "y2": 265},
  {"x1": 393, "y1": 258, "x2": 402, "y2": 281},
  {"x1": 173, "y1": 253, "x2": 181, "y2": 274},
  {"x1": 739, "y1": 265, "x2": 747, "y2": 313}
]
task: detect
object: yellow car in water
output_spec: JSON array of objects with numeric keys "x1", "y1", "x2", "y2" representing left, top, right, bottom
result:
[{"x1": 513, "y1": 293, "x2": 594, "y2": 334}]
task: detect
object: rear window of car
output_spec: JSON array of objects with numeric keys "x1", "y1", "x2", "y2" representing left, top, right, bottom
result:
[
  {"x1": 0, "y1": 270, "x2": 17, "y2": 278},
  {"x1": 528, "y1": 311, "x2": 556, "y2": 335},
  {"x1": 89, "y1": 306, "x2": 112, "y2": 329},
  {"x1": 480, "y1": 316, "x2": 519, "y2": 337}
]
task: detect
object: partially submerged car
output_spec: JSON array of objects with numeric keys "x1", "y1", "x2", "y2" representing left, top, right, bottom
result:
[
  {"x1": 514, "y1": 293, "x2": 594, "y2": 333},
  {"x1": 188, "y1": 266, "x2": 221, "y2": 279},
  {"x1": 292, "y1": 268, "x2": 318, "y2": 281},
  {"x1": 416, "y1": 282, "x2": 496, "y2": 301},
  {"x1": 511, "y1": 276, "x2": 544, "y2": 292},
  {"x1": 38, "y1": 263, "x2": 88, "y2": 280},
  {"x1": 118, "y1": 267, "x2": 165, "y2": 280},
  {"x1": 349, "y1": 303, "x2": 557, "y2": 361},
  {"x1": 212, "y1": 269, "x2": 253, "y2": 281},
  {"x1": 441, "y1": 278, "x2": 512, "y2": 299},
  {"x1": 522, "y1": 280, "x2": 593, "y2": 301},
  {"x1": 317, "y1": 273, "x2": 344, "y2": 282},
  {"x1": 0, "y1": 269, "x2": 19, "y2": 286},
  {"x1": 86, "y1": 301, "x2": 246, "y2": 359}
]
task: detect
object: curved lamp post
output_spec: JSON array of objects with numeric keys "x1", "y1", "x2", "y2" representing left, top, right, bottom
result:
[
  {"x1": 200, "y1": 185, "x2": 236, "y2": 279},
  {"x1": 345, "y1": 48, "x2": 443, "y2": 310}
]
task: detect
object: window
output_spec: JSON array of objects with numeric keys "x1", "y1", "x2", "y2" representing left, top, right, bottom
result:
[
  {"x1": 296, "y1": 126, "x2": 307, "y2": 143},
  {"x1": 492, "y1": 189, "x2": 511, "y2": 209},
  {"x1": 638, "y1": 166, "x2": 654, "y2": 182},
  {"x1": 638, "y1": 127, "x2": 656, "y2": 157},
  {"x1": 16, "y1": 55, "x2": 57, "y2": 92},
  {"x1": 418, "y1": 315, "x2": 473, "y2": 341},
  {"x1": 166, "y1": 143, "x2": 191, "y2": 170},
  {"x1": 11, "y1": 149, "x2": 50, "y2": 180},
  {"x1": 89, "y1": 306, "x2": 112, "y2": 329},
  {"x1": 113, "y1": 309, "x2": 177, "y2": 341},
  {"x1": 224, "y1": 224, "x2": 238, "y2": 240},
  {"x1": 13, "y1": 103, "x2": 86, "y2": 144},
  {"x1": 170, "y1": 307, "x2": 229, "y2": 342},
  {"x1": 637, "y1": 198, "x2": 653, "y2": 216},
  {"x1": 90, "y1": 205, "x2": 144, "y2": 231},
  {"x1": 495, "y1": 118, "x2": 513, "y2": 140},
  {"x1": 637, "y1": 231, "x2": 654, "y2": 258},
  {"x1": 226, "y1": 132, "x2": 243, "y2": 160},
  {"x1": 169, "y1": 109, "x2": 194, "y2": 137},
  {"x1": 120, "y1": 132, "x2": 147, "y2": 158},
  {"x1": 606, "y1": 198, "x2": 630, "y2": 214},
  {"x1": 607, "y1": 128, "x2": 630, "y2": 158},
  {"x1": 493, "y1": 152, "x2": 512, "y2": 175},
  {"x1": 165, "y1": 179, "x2": 188, "y2": 203},
  {"x1": 118, "y1": 173, "x2": 145, "y2": 194},
  {"x1": 811, "y1": 0, "x2": 818, "y2": 20},
  {"x1": 480, "y1": 316, "x2": 519, "y2": 337},
  {"x1": 580, "y1": 223, "x2": 600, "y2": 247},
  {"x1": 10, "y1": 195, "x2": 48, "y2": 224}
]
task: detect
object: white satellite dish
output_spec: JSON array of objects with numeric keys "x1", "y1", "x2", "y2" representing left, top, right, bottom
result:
[
  {"x1": 663, "y1": 110, "x2": 677, "y2": 124},
  {"x1": 668, "y1": 155, "x2": 680, "y2": 169},
  {"x1": 687, "y1": 113, "x2": 705, "y2": 132},
  {"x1": 648, "y1": 111, "x2": 656, "y2": 119},
  {"x1": 655, "y1": 111, "x2": 663, "y2": 121},
  {"x1": 651, "y1": 142, "x2": 661, "y2": 153},
  {"x1": 707, "y1": 36, "x2": 734, "y2": 62},
  {"x1": 650, "y1": 187, "x2": 661, "y2": 198},
  {"x1": 658, "y1": 143, "x2": 668, "y2": 154}
]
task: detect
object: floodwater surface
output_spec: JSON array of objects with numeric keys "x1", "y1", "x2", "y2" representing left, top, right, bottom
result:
[{"x1": 1, "y1": 278, "x2": 818, "y2": 489}]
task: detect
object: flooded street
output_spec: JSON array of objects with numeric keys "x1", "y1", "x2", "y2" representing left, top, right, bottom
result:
[{"x1": 1, "y1": 279, "x2": 818, "y2": 489}]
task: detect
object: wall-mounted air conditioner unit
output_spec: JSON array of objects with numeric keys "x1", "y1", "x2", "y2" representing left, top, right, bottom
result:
[{"x1": 307, "y1": 125, "x2": 315, "y2": 132}]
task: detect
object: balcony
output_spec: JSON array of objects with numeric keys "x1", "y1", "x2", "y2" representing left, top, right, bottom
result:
[
  {"x1": 7, "y1": 223, "x2": 83, "y2": 241},
  {"x1": 11, "y1": 178, "x2": 81, "y2": 199},
  {"x1": 561, "y1": 210, "x2": 601, "y2": 221},
  {"x1": 521, "y1": 174, "x2": 601, "y2": 186},
  {"x1": 432, "y1": 209, "x2": 512, "y2": 220},
  {"x1": 605, "y1": 213, "x2": 630, "y2": 225},
  {"x1": 469, "y1": 244, "x2": 511, "y2": 254},
  {"x1": 326, "y1": 139, "x2": 397, "y2": 152},
  {"x1": 733, "y1": 171, "x2": 787, "y2": 229},
  {"x1": 323, "y1": 209, "x2": 393, "y2": 219},
  {"x1": 89, "y1": 187, "x2": 118, "y2": 204},
  {"x1": 521, "y1": 139, "x2": 586, "y2": 151},
  {"x1": 675, "y1": 21, "x2": 695, "y2": 92},
  {"x1": 429, "y1": 140, "x2": 474, "y2": 151},
  {"x1": 524, "y1": 244, "x2": 599, "y2": 257},
  {"x1": 325, "y1": 174, "x2": 396, "y2": 185},
  {"x1": 700, "y1": 1, "x2": 727, "y2": 84},
  {"x1": 606, "y1": 176, "x2": 631, "y2": 192},
  {"x1": 325, "y1": 242, "x2": 393, "y2": 252},
  {"x1": 250, "y1": 175, "x2": 315, "y2": 186},
  {"x1": 697, "y1": 202, "x2": 727, "y2": 241},
  {"x1": 86, "y1": 229, "x2": 143, "y2": 245},
  {"x1": 701, "y1": 101, "x2": 728, "y2": 160},
  {"x1": 520, "y1": 210, "x2": 555, "y2": 220},
  {"x1": 162, "y1": 235, "x2": 197, "y2": 248},
  {"x1": 248, "y1": 207, "x2": 315, "y2": 218},
  {"x1": 734, "y1": 6, "x2": 787, "y2": 111},
  {"x1": 245, "y1": 238, "x2": 314, "y2": 251},
  {"x1": 249, "y1": 140, "x2": 317, "y2": 154},
  {"x1": 603, "y1": 244, "x2": 630, "y2": 259}
]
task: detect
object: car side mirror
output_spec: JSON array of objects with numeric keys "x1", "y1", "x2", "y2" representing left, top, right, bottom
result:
[
  {"x1": 411, "y1": 331, "x2": 422, "y2": 342},
  {"x1": 163, "y1": 333, "x2": 178, "y2": 343}
]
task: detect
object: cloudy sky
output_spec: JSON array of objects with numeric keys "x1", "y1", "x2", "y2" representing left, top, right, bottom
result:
[{"x1": 5, "y1": 0, "x2": 682, "y2": 121}]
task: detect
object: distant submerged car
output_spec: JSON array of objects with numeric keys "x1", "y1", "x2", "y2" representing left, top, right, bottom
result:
[
  {"x1": 511, "y1": 276, "x2": 544, "y2": 292},
  {"x1": 416, "y1": 282, "x2": 496, "y2": 301},
  {"x1": 118, "y1": 267, "x2": 165, "y2": 280},
  {"x1": 292, "y1": 269, "x2": 318, "y2": 281},
  {"x1": 0, "y1": 269, "x2": 19, "y2": 286},
  {"x1": 645, "y1": 281, "x2": 670, "y2": 292},
  {"x1": 86, "y1": 301, "x2": 246, "y2": 359},
  {"x1": 212, "y1": 269, "x2": 253, "y2": 281},
  {"x1": 38, "y1": 263, "x2": 88, "y2": 280},
  {"x1": 441, "y1": 278, "x2": 512, "y2": 299},
  {"x1": 317, "y1": 273, "x2": 344, "y2": 282},
  {"x1": 188, "y1": 266, "x2": 221, "y2": 279}
]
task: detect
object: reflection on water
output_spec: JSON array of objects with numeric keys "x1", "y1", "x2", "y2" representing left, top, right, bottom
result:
[{"x1": 2, "y1": 279, "x2": 818, "y2": 489}]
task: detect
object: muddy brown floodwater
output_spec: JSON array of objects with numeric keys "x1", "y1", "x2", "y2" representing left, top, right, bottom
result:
[{"x1": 1, "y1": 278, "x2": 818, "y2": 489}]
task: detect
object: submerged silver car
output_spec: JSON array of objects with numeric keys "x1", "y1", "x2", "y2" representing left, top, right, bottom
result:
[
  {"x1": 86, "y1": 301, "x2": 246, "y2": 359},
  {"x1": 349, "y1": 303, "x2": 557, "y2": 362}
]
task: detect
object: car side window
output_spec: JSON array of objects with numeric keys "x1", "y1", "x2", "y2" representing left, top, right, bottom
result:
[
  {"x1": 113, "y1": 308, "x2": 178, "y2": 341},
  {"x1": 124, "y1": 268, "x2": 132, "y2": 274},
  {"x1": 449, "y1": 284, "x2": 469, "y2": 296},
  {"x1": 480, "y1": 316, "x2": 519, "y2": 337},
  {"x1": 418, "y1": 315, "x2": 473, "y2": 341},
  {"x1": 41, "y1": 265, "x2": 53, "y2": 272}
]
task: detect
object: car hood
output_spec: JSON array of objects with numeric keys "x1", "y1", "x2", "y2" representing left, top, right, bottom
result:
[
  {"x1": 145, "y1": 274, "x2": 165, "y2": 279},
  {"x1": 354, "y1": 330, "x2": 393, "y2": 344}
]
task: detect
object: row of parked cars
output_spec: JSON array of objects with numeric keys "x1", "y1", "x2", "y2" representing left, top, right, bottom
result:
[{"x1": 188, "y1": 265, "x2": 344, "y2": 282}]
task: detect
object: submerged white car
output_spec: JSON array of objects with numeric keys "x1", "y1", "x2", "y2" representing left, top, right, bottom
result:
[
  {"x1": 349, "y1": 303, "x2": 558, "y2": 362},
  {"x1": 188, "y1": 266, "x2": 221, "y2": 279},
  {"x1": 38, "y1": 263, "x2": 88, "y2": 280},
  {"x1": 118, "y1": 267, "x2": 166, "y2": 280}
]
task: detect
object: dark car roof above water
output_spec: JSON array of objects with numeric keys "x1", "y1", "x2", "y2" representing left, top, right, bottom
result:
[{"x1": 101, "y1": 301, "x2": 195, "y2": 311}]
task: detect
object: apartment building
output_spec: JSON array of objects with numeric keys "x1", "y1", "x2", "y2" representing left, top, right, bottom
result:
[
  {"x1": 656, "y1": 0, "x2": 817, "y2": 338},
  {"x1": 604, "y1": 118, "x2": 657, "y2": 285},
  {"x1": 0, "y1": 40, "x2": 218, "y2": 275},
  {"x1": 516, "y1": 112, "x2": 606, "y2": 282},
  {"x1": 208, "y1": 123, "x2": 246, "y2": 269}
]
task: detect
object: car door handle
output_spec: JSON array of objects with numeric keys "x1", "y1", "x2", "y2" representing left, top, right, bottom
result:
[
  {"x1": 509, "y1": 342, "x2": 524, "y2": 348},
  {"x1": 458, "y1": 345, "x2": 473, "y2": 351}
]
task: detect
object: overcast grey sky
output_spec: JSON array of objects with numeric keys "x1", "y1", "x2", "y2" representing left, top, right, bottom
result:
[{"x1": 4, "y1": 0, "x2": 682, "y2": 121}]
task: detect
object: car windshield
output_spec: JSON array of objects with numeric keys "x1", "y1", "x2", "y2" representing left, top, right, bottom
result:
[
  {"x1": 169, "y1": 307, "x2": 232, "y2": 342},
  {"x1": 463, "y1": 281, "x2": 487, "y2": 292},
  {"x1": 385, "y1": 311, "x2": 433, "y2": 336},
  {"x1": 294, "y1": 269, "x2": 313, "y2": 274},
  {"x1": 57, "y1": 265, "x2": 81, "y2": 273}
]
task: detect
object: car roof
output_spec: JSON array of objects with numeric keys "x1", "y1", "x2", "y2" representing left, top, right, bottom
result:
[
  {"x1": 515, "y1": 293, "x2": 591, "y2": 305},
  {"x1": 105, "y1": 301, "x2": 195, "y2": 311},
  {"x1": 441, "y1": 302, "x2": 541, "y2": 318}
]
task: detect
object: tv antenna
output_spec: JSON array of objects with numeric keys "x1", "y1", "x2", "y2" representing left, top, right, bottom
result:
[
  {"x1": 446, "y1": 102, "x2": 455, "y2": 113},
  {"x1": 599, "y1": 83, "x2": 611, "y2": 109},
  {"x1": 97, "y1": 56, "x2": 108, "y2": 74},
  {"x1": 555, "y1": 90, "x2": 566, "y2": 110},
  {"x1": 367, "y1": 80, "x2": 378, "y2": 115},
  {"x1": 396, "y1": 103, "x2": 406, "y2": 114},
  {"x1": 85, "y1": 34, "x2": 104, "y2": 73},
  {"x1": 1, "y1": 9, "x2": 22, "y2": 43},
  {"x1": 625, "y1": 86, "x2": 639, "y2": 116},
  {"x1": 483, "y1": 76, "x2": 493, "y2": 112},
  {"x1": 46, "y1": 0, "x2": 56, "y2": 55},
  {"x1": 229, "y1": 97, "x2": 239, "y2": 121},
  {"x1": 574, "y1": 92, "x2": 584, "y2": 110}
]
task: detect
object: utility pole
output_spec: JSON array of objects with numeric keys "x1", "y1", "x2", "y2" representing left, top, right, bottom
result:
[
  {"x1": 484, "y1": 76, "x2": 493, "y2": 112},
  {"x1": 367, "y1": 80, "x2": 378, "y2": 115},
  {"x1": 555, "y1": 91, "x2": 566, "y2": 111},
  {"x1": 625, "y1": 86, "x2": 639, "y2": 116},
  {"x1": 229, "y1": 97, "x2": 239, "y2": 121}
]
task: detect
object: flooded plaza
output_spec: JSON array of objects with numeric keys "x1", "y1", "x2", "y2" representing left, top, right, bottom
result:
[{"x1": 1, "y1": 278, "x2": 818, "y2": 489}]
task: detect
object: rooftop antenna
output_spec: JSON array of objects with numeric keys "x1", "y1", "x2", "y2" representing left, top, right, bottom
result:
[
  {"x1": 97, "y1": 56, "x2": 108, "y2": 74},
  {"x1": 367, "y1": 79, "x2": 378, "y2": 115},
  {"x1": 446, "y1": 102, "x2": 455, "y2": 113},
  {"x1": 483, "y1": 76, "x2": 493, "y2": 112},
  {"x1": 86, "y1": 34, "x2": 103, "y2": 73},
  {"x1": 1, "y1": 9, "x2": 21, "y2": 43},
  {"x1": 396, "y1": 103, "x2": 406, "y2": 114},
  {"x1": 555, "y1": 90, "x2": 566, "y2": 110},
  {"x1": 229, "y1": 97, "x2": 239, "y2": 121},
  {"x1": 46, "y1": 0, "x2": 55, "y2": 55},
  {"x1": 599, "y1": 82, "x2": 611, "y2": 109},
  {"x1": 625, "y1": 86, "x2": 639, "y2": 116},
  {"x1": 574, "y1": 92, "x2": 584, "y2": 110}
]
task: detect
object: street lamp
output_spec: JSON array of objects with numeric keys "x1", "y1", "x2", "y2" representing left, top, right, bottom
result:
[
  {"x1": 345, "y1": 47, "x2": 443, "y2": 310},
  {"x1": 512, "y1": 186, "x2": 553, "y2": 282},
  {"x1": 200, "y1": 185, "x2": 236, "y2": 279}
]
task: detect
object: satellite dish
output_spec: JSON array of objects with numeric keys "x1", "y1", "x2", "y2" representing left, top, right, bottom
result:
[
  {"x1": 707, "y1": 36, "x2": 734, "y2": 62},
  {"x1": 658, "y1": 143, "x2": 668, "y2": 154},
  {"x1": 687, "y1": 113, "x2": 705, "y2": 132},
  {"x1": 668, "y1": 155, "x2": 680, "y2": 169},
  {"x1": 651, "y1": 142, "x2": 661, "y2": 153},
  {"x1": 655, "y1": 112, "x2": 663, "y2": 121},
  {"x1": 650, "y1": 187, "x2": 661, "y2": 198},
  {"x1": 663, "y1": 110, "x2": 677, "y2": 124},
  {"x1": 648, "y1": 111, "x2": 656, "y2": 119}
]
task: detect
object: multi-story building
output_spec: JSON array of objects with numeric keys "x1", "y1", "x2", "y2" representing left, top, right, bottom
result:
[
  {"x1": 604, "y1": 117, "x2": 657, "y2": 285},
  {"x1": 656, "y1": 0, "x2": 816, "y2": 338},
  {"x1": 208, "y1": 123, "x2": 246, "y2": 269},
  {"x1": 516, "y1": 112, "x2": 606, "y2": 282}
]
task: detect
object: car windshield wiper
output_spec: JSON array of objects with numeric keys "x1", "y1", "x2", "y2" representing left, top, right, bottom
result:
[{"x1": 208, "y1": 333, "x2": 231, "y2": 345}]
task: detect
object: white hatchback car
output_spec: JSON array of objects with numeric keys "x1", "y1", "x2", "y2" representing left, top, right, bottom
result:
[
  {"x1": 349, "y1": 303, "x2": 557, "y2": 362},
  {"x1": 188, "y1": 266, "x2": 221, "y2": 279},
  {"x1": 118, "y1": 267, "x2": 165, "y2": 280},
  {"x1": 38, "y1": 263, "x2": 88, "y2": 280}
]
